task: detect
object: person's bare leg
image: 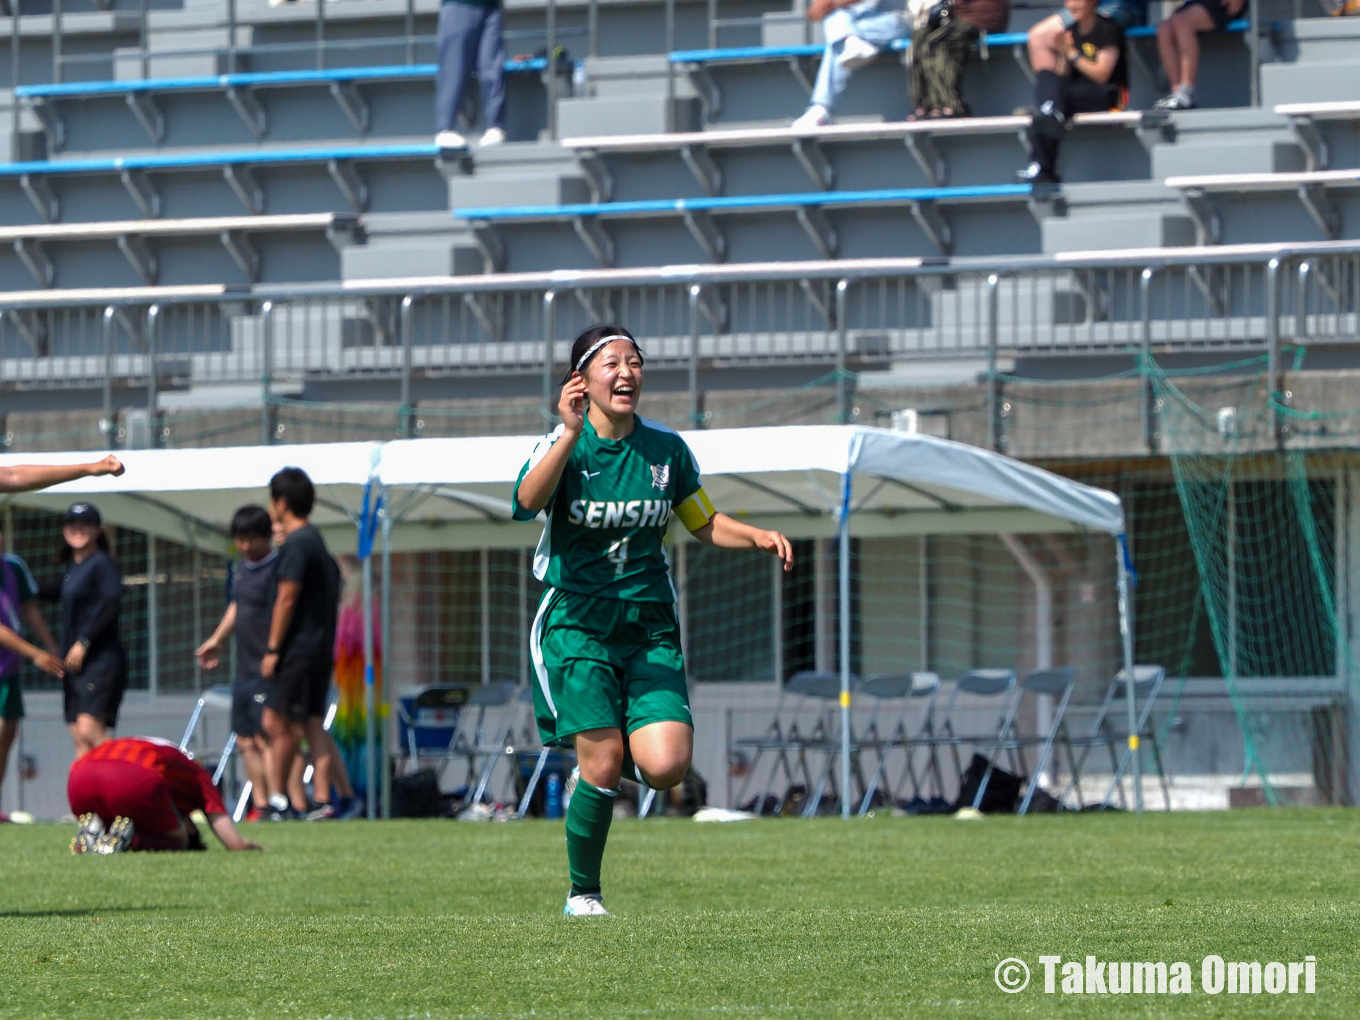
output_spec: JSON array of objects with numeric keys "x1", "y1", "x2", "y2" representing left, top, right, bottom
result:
[
  {"x1": 287, "y1": 748, "x2": 308, "y2": 811},
  {"x1": 1156, "y1": 19, "x2": 1182, "y2": 92},
  {"x1": 0, "y1": 717, "x2": 17, "y2": 800},
  {"x1": 627, "y1": 721, "x2": 694, "y2": 791},
  {"x1": 1027, "y1": 14, "x2": 1065, "y2": 74},
  {"x1": 1173, "y1": 7, "x2": 1213, "y2": 91},
  {"x1": 304, "y1": 718, "x2": 355, "y2": 802},
  {"x1": 262, "y1": 707, "x2": 298, "y2": 805},
  {"x1": 70, "y1": 714, "x2": 108, "y2": 758},
  {"x1": 238, "y1": 735, "x2": 271, "y2": 810}
]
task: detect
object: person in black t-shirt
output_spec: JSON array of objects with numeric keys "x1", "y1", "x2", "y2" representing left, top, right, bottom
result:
[
  {"x1": 197, "y1": 504, "x2": 300, "y2": 820},
  {"x1": 260, "y1": 468, "x2": 357, "y2": 820},
  {"x1": 1017, "y1": 0, "x2": 1128, "y2": 185},
  {"x1": 39, "y1": 503, "x2": 126, "y2": 758}
]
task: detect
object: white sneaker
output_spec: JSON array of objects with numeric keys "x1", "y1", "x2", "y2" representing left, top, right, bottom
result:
[
  {"x1": 563, "y1": 893, "x2": 611, "y2": 917},
  {"x1": 793, "y1": 105, "x2": 831, "y2": 131},
  {"x1": 435, "y1": 130, "x2": 468, "y2": 149},
  {"x1": 480, "y1": 126, "x2": 506, "y2": 147},
  {"x1": 837, "y1": 35, "x2": 881, "y2": 70}
]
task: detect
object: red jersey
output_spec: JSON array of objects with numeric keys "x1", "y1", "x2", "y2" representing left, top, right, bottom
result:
[{"x1": 80, "y1": 737, "x2": 226, "y2": 817}]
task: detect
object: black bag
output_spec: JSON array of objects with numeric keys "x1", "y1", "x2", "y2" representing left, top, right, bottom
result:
[
  {"x1": 391, "y1": 769, "x2": 443, "y2": 818},
  {"x1": 927, "y1": 0, "x2": 953, "y2": 29},
  {"x1": 955, "y1": 754, "x2": 1024, "y2": 814}
]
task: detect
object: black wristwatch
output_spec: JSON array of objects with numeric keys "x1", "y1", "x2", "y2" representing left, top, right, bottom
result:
[{"x1": 267, "y1": 645, "x2": 279, "y2": 655}]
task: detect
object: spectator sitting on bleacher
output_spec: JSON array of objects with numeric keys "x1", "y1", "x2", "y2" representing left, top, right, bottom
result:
[
  {"x1": 1150, "y1": 0, "x2": 1247, "y2": 110},
  {"x1": 434, "y1": 0, "x2": 507, "y2": 149},
  {"x1": 794, "y1": 0, "x2": 911, "y2": 129},
  {"x1": 1026, "y1": 0, "x2": 1143, "y2": 80},
  {"x1": 1016, "y1": 0, "x2": 1127, "y2": 184},
  {"x1": 908, "y1": 0, "x2": 1010, "y2": 119}
]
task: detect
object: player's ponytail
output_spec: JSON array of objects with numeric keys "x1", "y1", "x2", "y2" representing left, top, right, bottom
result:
[{"x1": 562, "y1": 325, "x2": 643, "y2": 384}]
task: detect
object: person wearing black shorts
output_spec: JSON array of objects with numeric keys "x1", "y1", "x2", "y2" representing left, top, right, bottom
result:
[
  {"x1": 1017, "y1": 0, "x2": 1127, "y2": 185},
  {"x1": 40, "y1": 503, "x2": 127, "y2": 758},
  {"x1": 260, "y1": 468, "x2": 357, "y2": 820},
  {"x1": 1151, "y1": 0, "x2": 1247, "y2": 111},
  {"x1": 197, "y1": 505, "x2": 292, "y2": 820}
]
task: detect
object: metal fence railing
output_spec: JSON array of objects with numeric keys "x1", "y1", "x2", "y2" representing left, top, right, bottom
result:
[{"x1": 2, "y1": 242, "x2": 1358, "y2": 441}]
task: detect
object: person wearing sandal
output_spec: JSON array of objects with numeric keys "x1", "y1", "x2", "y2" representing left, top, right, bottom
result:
[{"x1": 908, "y1": 0, "x2": 1009, "y2": 121}]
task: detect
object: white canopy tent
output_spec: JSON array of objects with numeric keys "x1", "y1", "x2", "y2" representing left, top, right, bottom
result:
[
  {"x1": 376, "y1": 425, "x2": 1140, "y2": 817},
  {"x1": 0, "y1": 427, "x2": 1142, "y2": 818}
]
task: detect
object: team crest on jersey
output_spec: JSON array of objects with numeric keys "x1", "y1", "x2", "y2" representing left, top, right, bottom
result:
[{"x1": 650, "y1": 463, "x2": 670, "y2": 491}]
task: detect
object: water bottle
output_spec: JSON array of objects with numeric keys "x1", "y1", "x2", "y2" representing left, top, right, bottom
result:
[
  {"x1": 545, "y1": 771, "x2": 563, "y2": 819},
  {"x1": 571, "y1": 62, "x2": 588, "y2": 98}
]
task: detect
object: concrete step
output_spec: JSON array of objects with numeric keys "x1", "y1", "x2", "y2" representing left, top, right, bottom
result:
[
  {"x1": 1042, "y1": 208, "x2": 1196, "y2": 254},
  {"x1": 1261, "y1": 58, "x2": 1360, "y2": 106},
  {"x1": 575, "y1": 54, "x2": 678, "y2": 98},
  {"x1": 447, "y1": 169, "x2": 591, "y2": 208},
  {"x1": 1152, "y1": 138, "x2": 1306, "y2": 179},
  {"x1": 557, "y1": 93, "x2": 702, "y2": 138},
  {"x1": 1278, "y1": 14, "x2": 1360, "y2": 63},
  {"x1": 341, "y1": 238, "x2": 482, "y2": 280}
]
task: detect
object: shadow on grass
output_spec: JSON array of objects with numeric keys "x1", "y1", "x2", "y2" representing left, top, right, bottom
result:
[{"x1": 0, "y1": 906, "x2": 188, "y2": 918}]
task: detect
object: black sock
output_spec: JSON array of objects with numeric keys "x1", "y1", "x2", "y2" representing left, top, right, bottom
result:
[{"x1": 1035, "y1": 69, "x2": 1063, "y2": 110}]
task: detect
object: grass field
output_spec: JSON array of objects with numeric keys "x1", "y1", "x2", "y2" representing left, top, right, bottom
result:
[{"x1": 2, "y1": 810, "x2": 1358, "y2": 1019}]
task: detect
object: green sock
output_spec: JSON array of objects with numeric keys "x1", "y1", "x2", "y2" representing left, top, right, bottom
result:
[{"x1": 566, "y1": 778, "x2": 617, "y2": 897}]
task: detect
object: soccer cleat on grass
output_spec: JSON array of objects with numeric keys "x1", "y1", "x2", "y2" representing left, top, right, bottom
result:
[
  {"x1": 563, "y1": 893, "x2": 611, "y2": 917},
  {"x1": 70, "y1": 812, "x2": 106, "y2": 854},
  {"x1": 94, "y1": 815, "x2": 134, "y2": 855}
]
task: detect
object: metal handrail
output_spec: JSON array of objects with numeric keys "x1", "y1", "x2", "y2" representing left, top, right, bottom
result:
[{"x1": 2, "y1": 241, "x2": 1356, "y2": 312}]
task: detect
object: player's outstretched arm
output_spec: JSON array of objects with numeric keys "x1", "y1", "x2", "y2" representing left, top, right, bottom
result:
[
  {"x1": 0, "y1": 454, "x2": 124, "y2": 493},
  {"x1": 208, "y1": 812, "x2": 263, "y2": 851},
  {"x1": 691, "y1": 512, "x2": 794, "y2": 572},
  {"x1": 0, "y1": 624, "x2": 64, "y2": 677}
]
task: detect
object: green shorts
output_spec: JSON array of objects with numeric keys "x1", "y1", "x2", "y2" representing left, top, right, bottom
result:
[
  {"x1": 0, "y1": 672, "x2": 23, "y2": 722},
  {"x1": 530, "y1": 588, "x2": 693, "y2": 747}
]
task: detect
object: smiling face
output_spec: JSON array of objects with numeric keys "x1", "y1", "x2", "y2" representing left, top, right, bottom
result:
[
  {"x1": 583, "y1": 339, "x2": 644, "y2": 420},
  {"x1": 63, "y1": 521, "x2": 99, "y2": 553}
]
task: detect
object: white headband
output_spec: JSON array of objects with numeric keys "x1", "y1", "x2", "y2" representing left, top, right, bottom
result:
[{"x1": 574, "y1": 334, "x2": 638, "y2": 372}]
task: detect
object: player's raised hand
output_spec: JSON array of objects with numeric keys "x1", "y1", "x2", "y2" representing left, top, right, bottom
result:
[
  {"x1": 196, "y1": 638, "x2": 222, "y2": 671},
  {"x1": 757, "y1": 530, "x2": 795, "y2": 572},
  {"x1": 559, "y1": 372, "x2": 587, "y2": 434},
  {"x1": 29, "y1": 649, "x2": 64, "y2": 678}
]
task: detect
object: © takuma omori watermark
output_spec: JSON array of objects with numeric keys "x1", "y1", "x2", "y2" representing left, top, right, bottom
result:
[{"x1": 993, "y1": 955, "x2": 1317, "y2": 995}]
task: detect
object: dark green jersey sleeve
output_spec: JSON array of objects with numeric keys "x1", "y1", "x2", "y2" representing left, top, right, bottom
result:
[
  {"x1": 671, "y1": 434, "x2": 703, "y2": 506},
  {"x1": 512, "y1": 427, "x2": 567, "y2": 522}
]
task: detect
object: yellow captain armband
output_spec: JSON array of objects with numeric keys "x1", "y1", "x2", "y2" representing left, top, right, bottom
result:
[{"x1": 676, "y1": 487, "x2": 717, "y2": 531}]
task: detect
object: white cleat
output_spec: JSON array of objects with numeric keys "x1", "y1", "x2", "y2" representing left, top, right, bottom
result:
[
  {"x1": 837, "y1": 35, "x2": 881, "y2": 70},
  {"x1": 563, "y1": 893, "x2": 612, "y2": 917},
  {"x1": 792, "y1": 105, "x2": 831, "y2": 131},
  {"x1": 70, "y1": 812, "x2": 105, "y2": 854}
]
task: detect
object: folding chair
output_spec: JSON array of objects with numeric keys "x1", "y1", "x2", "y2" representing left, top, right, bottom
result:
[
  {"x1": 971, "y1": 667, "x2": 1077, "y2": 815},
  {"x1": 513, "y1": 685, "x2": 583, "y2": 819},
  {"x1": 910, "y1": 668, "x2": 1020, "y2": 805},
  {"x1": 799, "y1": 671, "x2": 865, "y2": 817},
  {"x1": 179, "y1": 685, "x2": 248, "y2": 819},
  {"x1": 451, "y1": 681, "x2": 521, "y2": 808},
  {"x1": 856, "y1": 671, "x2": 941, "y2": 815},
  {"x1": 1060, "y1": 665, "x2": 1171, "y2": 811},
  {"x1": 732, "y1": 670, "x2": 857, "y2": 816},
  {"x1": 397, "y1": 684, "x2": 471, "y2": 788}
]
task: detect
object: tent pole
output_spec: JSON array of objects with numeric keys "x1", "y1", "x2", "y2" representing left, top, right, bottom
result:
[
  {"x1": 838, "y1": 471, "x2": 853, "y2": 820},
  {"x1": 361, "y1": 488, "x2": 377, "y2": 820},
  {"x1": 1115, "y1": 537, "x2": 1142, "y2": 813},
  {"x1": 380, "y1": 507, "x2": 393, "y2": 819}
]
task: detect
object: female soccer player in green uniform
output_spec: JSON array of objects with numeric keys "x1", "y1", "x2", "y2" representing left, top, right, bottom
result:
[{"x1": 514, "y1": 324, "x2": 795, "y2": 917}]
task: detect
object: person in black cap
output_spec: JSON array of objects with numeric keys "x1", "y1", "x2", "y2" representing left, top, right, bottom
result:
[{"x1": 38, "y1": 503, "x2": 127, "y2": 758}]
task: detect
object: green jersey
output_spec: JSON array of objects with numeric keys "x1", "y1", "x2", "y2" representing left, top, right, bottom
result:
[{"x1": 512, "y1": 415, "x2": 709, "y2": 602}]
